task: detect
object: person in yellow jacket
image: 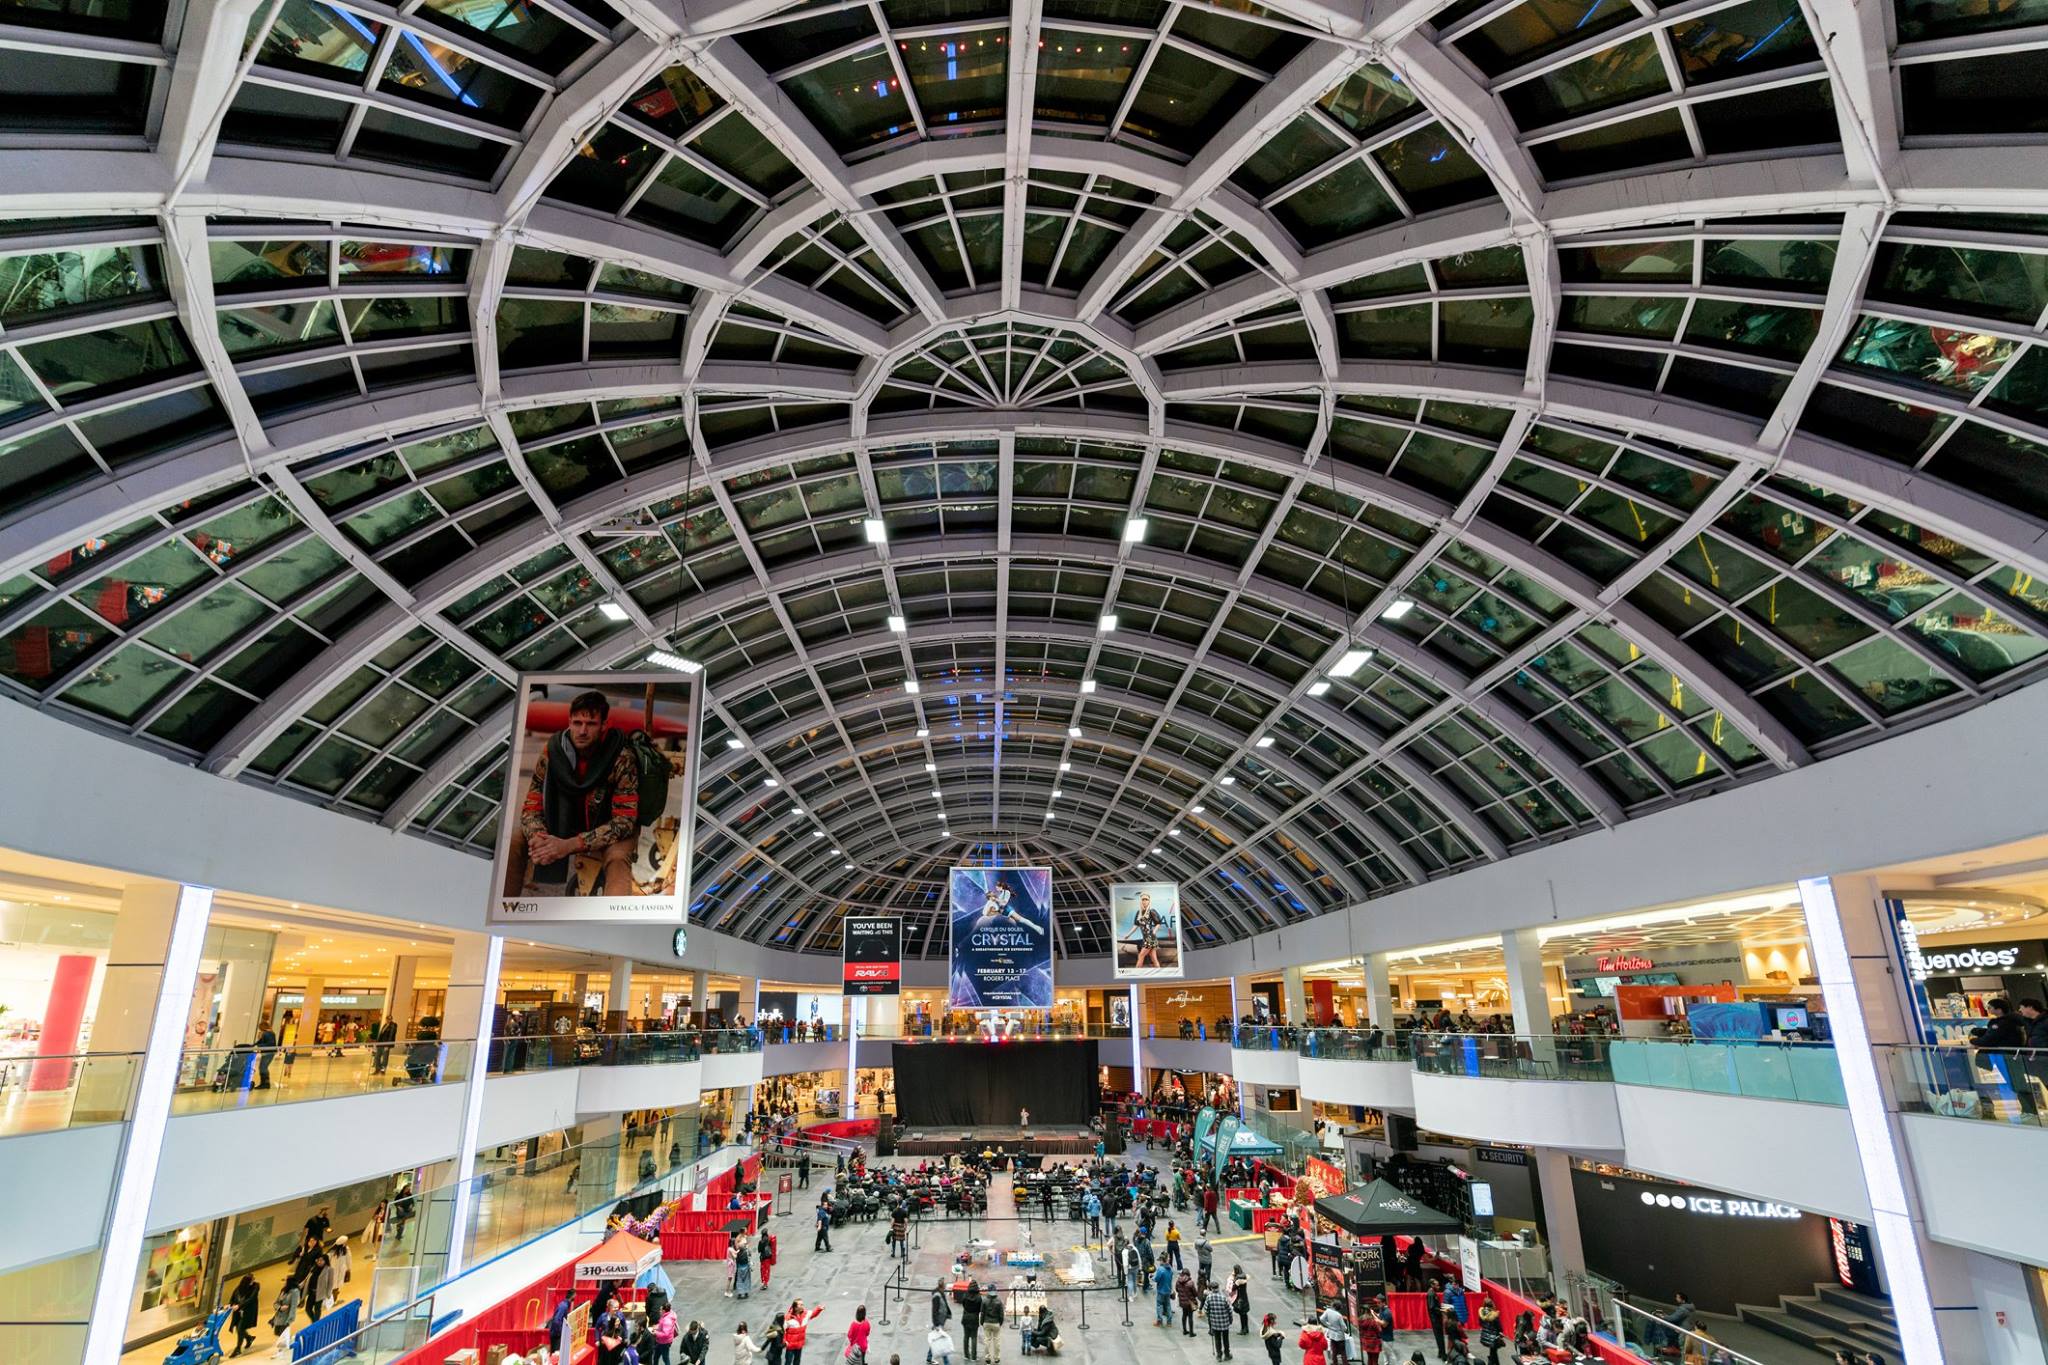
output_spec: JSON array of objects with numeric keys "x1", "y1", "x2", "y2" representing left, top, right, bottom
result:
[{"x1": 1165, "y1": 1220, "x2": 1183, "y2": 1270}]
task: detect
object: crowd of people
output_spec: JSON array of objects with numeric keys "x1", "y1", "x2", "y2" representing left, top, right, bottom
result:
[{"x1": 217, "y1": 1204, "x2": 368, "y2": 1357}]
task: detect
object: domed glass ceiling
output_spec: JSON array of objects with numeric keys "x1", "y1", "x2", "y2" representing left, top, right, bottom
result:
[{"x1": 0, "y1": 0, "x2": 2045, "y2": 955}]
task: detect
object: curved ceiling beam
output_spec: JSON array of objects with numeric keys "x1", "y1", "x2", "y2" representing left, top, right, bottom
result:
[
  {"x1": 697, "y1": 696, "x2": 1405, "y2": 889},
  {"x1": 709, "y1": 746, "x2": 1362, "y2": 939}
]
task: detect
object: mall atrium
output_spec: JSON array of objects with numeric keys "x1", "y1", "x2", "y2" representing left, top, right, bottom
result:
[{"x1": 0, "y1": 0, "x2": 2045, "y2": 1361}]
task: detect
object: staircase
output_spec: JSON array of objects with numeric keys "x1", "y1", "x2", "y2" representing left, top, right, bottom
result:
[{"x1": 1729, "y1": 1283, "x2": 1901, "y2": 1362}]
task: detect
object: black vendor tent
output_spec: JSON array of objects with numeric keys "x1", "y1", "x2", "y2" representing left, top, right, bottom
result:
[{"x1": 1313, "y1": 1179, "x2": 1464, "y2": 1237}]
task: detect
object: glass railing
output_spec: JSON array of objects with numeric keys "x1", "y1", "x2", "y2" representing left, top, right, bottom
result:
[
  {"x1": 1882, "y1": 1043, "x2": 2048, "y2": 1128},
  {"x1": 1609, "y1": 1038, "x2": 1846, "y2": 1105},
  {"x1": 1297, "y1": 1029, "x2": 1405, "y2": 1061},
  {"x1": 488, "y1": 1027, "x2": 761, "y2": 1073},
  {"x1": 170, "y1": 1039, "x2": 473, "y2": 1114},
  {"x1": 857, "y1": 1020, "x2": 1130, "y2": 1042},
  {"x1": 0, "y1": 1051, "x2": 144, "y2": 1136},
  {"x1": 1231, "y1": 1024, "x2": 1302, "y2": 1050},
  {"x1": 703, "y1": 1027, "x2": 766, "y2": 1053},
  {"x1": 1612, "y1": 1299, "x2": 1767, "y2": 1365},
  {"x1": 1409, "y1": 1031, "x2": 1616, "y2": 1082}
]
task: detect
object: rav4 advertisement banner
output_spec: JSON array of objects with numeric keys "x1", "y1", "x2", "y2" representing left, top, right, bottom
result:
[
  {"x1": 948, "y1": 867, "x2": 1053, "y2": 1008},
  {"x1": 489, "y1": 672, "x2": 701, "y2": 924},
  {"x1": 843, "y1": 916, "x2": 902, "y2": 996}
]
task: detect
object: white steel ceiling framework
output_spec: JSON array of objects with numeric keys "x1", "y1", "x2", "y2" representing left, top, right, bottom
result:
[{"x1": 0, "y1": 0, "x2": 2044, "y2": 955}]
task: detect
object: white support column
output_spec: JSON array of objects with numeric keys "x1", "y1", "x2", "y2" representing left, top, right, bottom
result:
[
  {"x1": 438, "y1": 930, "x2": 503, "y2": 1281},
  {"x1": 608, "y1": 957, "x2": 634, "y2": 1028},
  {"x1": 1280, "y1": 965, "x2": 1306, "y2": 1023},
  {"x1": 215, "y1": 937, "x2": 272, "y2": 1049},
  {"x1": 385, "y1": 954, "x2": 420, "y2": 1030},
  {"x1": 1799, "y1": 875, "x2": 1977, "y2": 1365},
  {"x1": 1502, "y1": 927, "x2": 1552, "y2": 1063},
  {"x1": 299, "y1": 973, "x2": 326, "y2": 1045},
  {"x1": 83, "y1": 881, "x2": 214, "y2": 1365},
  {"x1": 1364, "y1": 952, "x2": 1393, "y2": 1033},
  {"x1": 691, "y1": 969, "x2": 709, "y2": 1026},
  {"x1": 1129, "y1": 982, "x2": 1143, "y2": 1085},
  {"x1": 1529, "y1": 1146, "x2": 1586, "y2": 1288}
]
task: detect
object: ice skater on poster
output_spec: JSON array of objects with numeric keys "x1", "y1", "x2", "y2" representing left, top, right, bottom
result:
[{"x1": 948, "y1": 867, "x2": 1054, "y2": 1008}]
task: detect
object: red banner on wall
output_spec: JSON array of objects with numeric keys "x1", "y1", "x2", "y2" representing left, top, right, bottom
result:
[{"x1": 1306, "y1": 1156, "x2": 1346, "y2": 1200}]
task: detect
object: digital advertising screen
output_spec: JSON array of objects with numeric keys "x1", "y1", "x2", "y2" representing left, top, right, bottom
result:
[
  {"x1": 947, "y1": 867, "x2": 1053, "y2": 1009},
  {"x1": 843, "y1": 916, "x2": 902, "y2": 996},
  {"x1": 489, "y1": 672, "x2": 700, "y2": 924},
  {"x1": 1109, "y1": 881, "x2": 1183, "y2": 978}
]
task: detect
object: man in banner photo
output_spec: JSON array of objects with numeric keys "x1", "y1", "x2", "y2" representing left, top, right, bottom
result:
[
  {"x1": 948, "y1": 867, "x2": 1054, "y2": 1008},
  {"x1": 1111, "y1": 882, "x2": 1183, "y2": 978},
  {"x1": 492, "y1": 673, "x2": 699, "y2": 923}
]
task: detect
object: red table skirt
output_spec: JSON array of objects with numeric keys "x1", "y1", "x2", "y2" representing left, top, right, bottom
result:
[
  {"x1": 1382, "y1": 1294, "x2": 1480, "y2": 1332},
  {"x1": 661, "y1": 1229, "x2": 737, "y2": 1260},
  {"x1": 807, "y1": 1118, "x2": 879, "y2": 1139}
]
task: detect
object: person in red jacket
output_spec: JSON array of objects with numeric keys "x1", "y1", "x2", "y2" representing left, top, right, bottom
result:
[
  {"x1": 1202, "y1": 1184, "x2": 1221, "y2": 1233},
  {"x1": 782, "y1": 1299, "x2": 826, "y2": 1365},
  {"x1": 1299, "y1": 1323, "x2": 1329, "y2": 1365},
  {"x1": 845, "y1": 1305, "x2": 872, "y2": 1365}
]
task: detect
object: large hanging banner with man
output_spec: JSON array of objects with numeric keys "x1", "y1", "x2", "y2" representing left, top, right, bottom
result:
[
  {"x1": 1109, "y1": 881, "x2": 1183, "y2": 978},
  {"x1": 489, "y1": 672, "x2": 701, "y2": 924},
  {"x1": 948, "y1": 867, "x2": 1054, "y2": 1008}
]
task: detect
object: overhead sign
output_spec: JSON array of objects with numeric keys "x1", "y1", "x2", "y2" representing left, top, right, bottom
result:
[
  {"x1": 1913, "y1": 939, "x2": 2040, "y2": 975},
  {"x1": 843, "y1": 916, "x2": 902, "y2": 996},
  {"x1": 1638, "y1": 1190, "x2": 1802, "y2": 1220},
  {"x1": 948, "y1": 867, "x2": 1054, "y2": 1008},
  {"x1": 1110, "y1": 881, "x2": 1183, "y2": 978},
  {"x1": 490, "y1": 672, "x2": 701, "y2": 924},
  {"x1": 1597, "y1": 954, "x2": 1654, "y2": 972}
]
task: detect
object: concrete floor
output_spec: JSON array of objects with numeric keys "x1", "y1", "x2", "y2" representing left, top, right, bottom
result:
[{"x1": 672, "y1": 1169, "x2": 1428, "y2": 1365}]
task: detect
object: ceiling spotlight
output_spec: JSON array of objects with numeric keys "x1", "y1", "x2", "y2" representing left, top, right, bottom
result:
[
  {"x1": 917, "y1": 727, "x2": 930, "y2": 738},
  {"x1": 924, "y1": 762, "x2": 936, "y2": 772},
  {"x1": 649, "y1": 650, "x2": 702, "y2": 674},
  {"x1": 1308, "y1": 681, "x2": 1331, "y2": 697},
  {"x1": 1330, "y1": 648, "x2": 1374, "y2": 678},
  {"x1": 1059, "y1": 761, "x2": 1071, "y2": 772},
  {"x1": 1098, "y1": 613, "x2": 1119, "y2": 633},
  {"x1": 1080, "y1": 678, "x2": 1097, "y2": 694},
  {"x1": 1254, "y1": 735, "x2": 1275, "y2": 749},
  {"x1": 598, "y1": 601, "x2": 629, "y2": 622},
  {"x1": 844, "y1": 862, "x2": 856, "y2": 871},
  {"x1": 888, "y1": 614, "x2": 907, "y2": 633},
  {"x1": 1051, "y1": 789, "x2": 1063, "y2": 799},
  {"x1": 863, "y1": 518, "x2": 888, "y2": 544},
  {"x1": 931, "y1": 789, "x2": 943, "y2": 799},
  {"x1": 1219, "y1": 776, "x2": 1236, "y2": 786},
  {"x1": 1380, "y1": 598, "x2": 1415, "y2": 621},
  {"x1": 1136, "y1": 862, "x2": 1147, "y2": 871},
  {"x1": 831, "y1": 847, "x2": 842, "y2": 855},
  {"x1": 1068, "y1": 726, "x2": 1082, "y2": 738},
  {"x1": 763, "y1": 778, "x2": 780, "y2": 788},
  {"x1": 1044, "y1": 811, "x2": 1055, "y2": 820},
  {"x1": 813, "y1": 830, "x2": 825, "y2": 839},
  {"x1": 937, "y1": 811, "x2": 947, "y2": 820},
  {"x1": 1169, "y1": 827, "x2": 1182, "y2": 837},
  {"x1": 725, "y1": 738, "x2": 745, "y2": 751},
  {"x1": 904, "y1": 678, "x2": 920, "y2": 694},
  {"x1": 1151, "y1": 846, "x2": 1162, "y2": 854},
  {"x1": 1192, "y1": 805, "x2": 1205, "y2": 815},
  {"x1": 1123, "y1": 518, "x2": 1149, "y2": 544}
]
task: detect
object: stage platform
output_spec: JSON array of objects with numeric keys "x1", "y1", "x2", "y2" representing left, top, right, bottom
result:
[{"x1": 891, "y1": 1124, "x2": 1097, "y2": 1158}]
